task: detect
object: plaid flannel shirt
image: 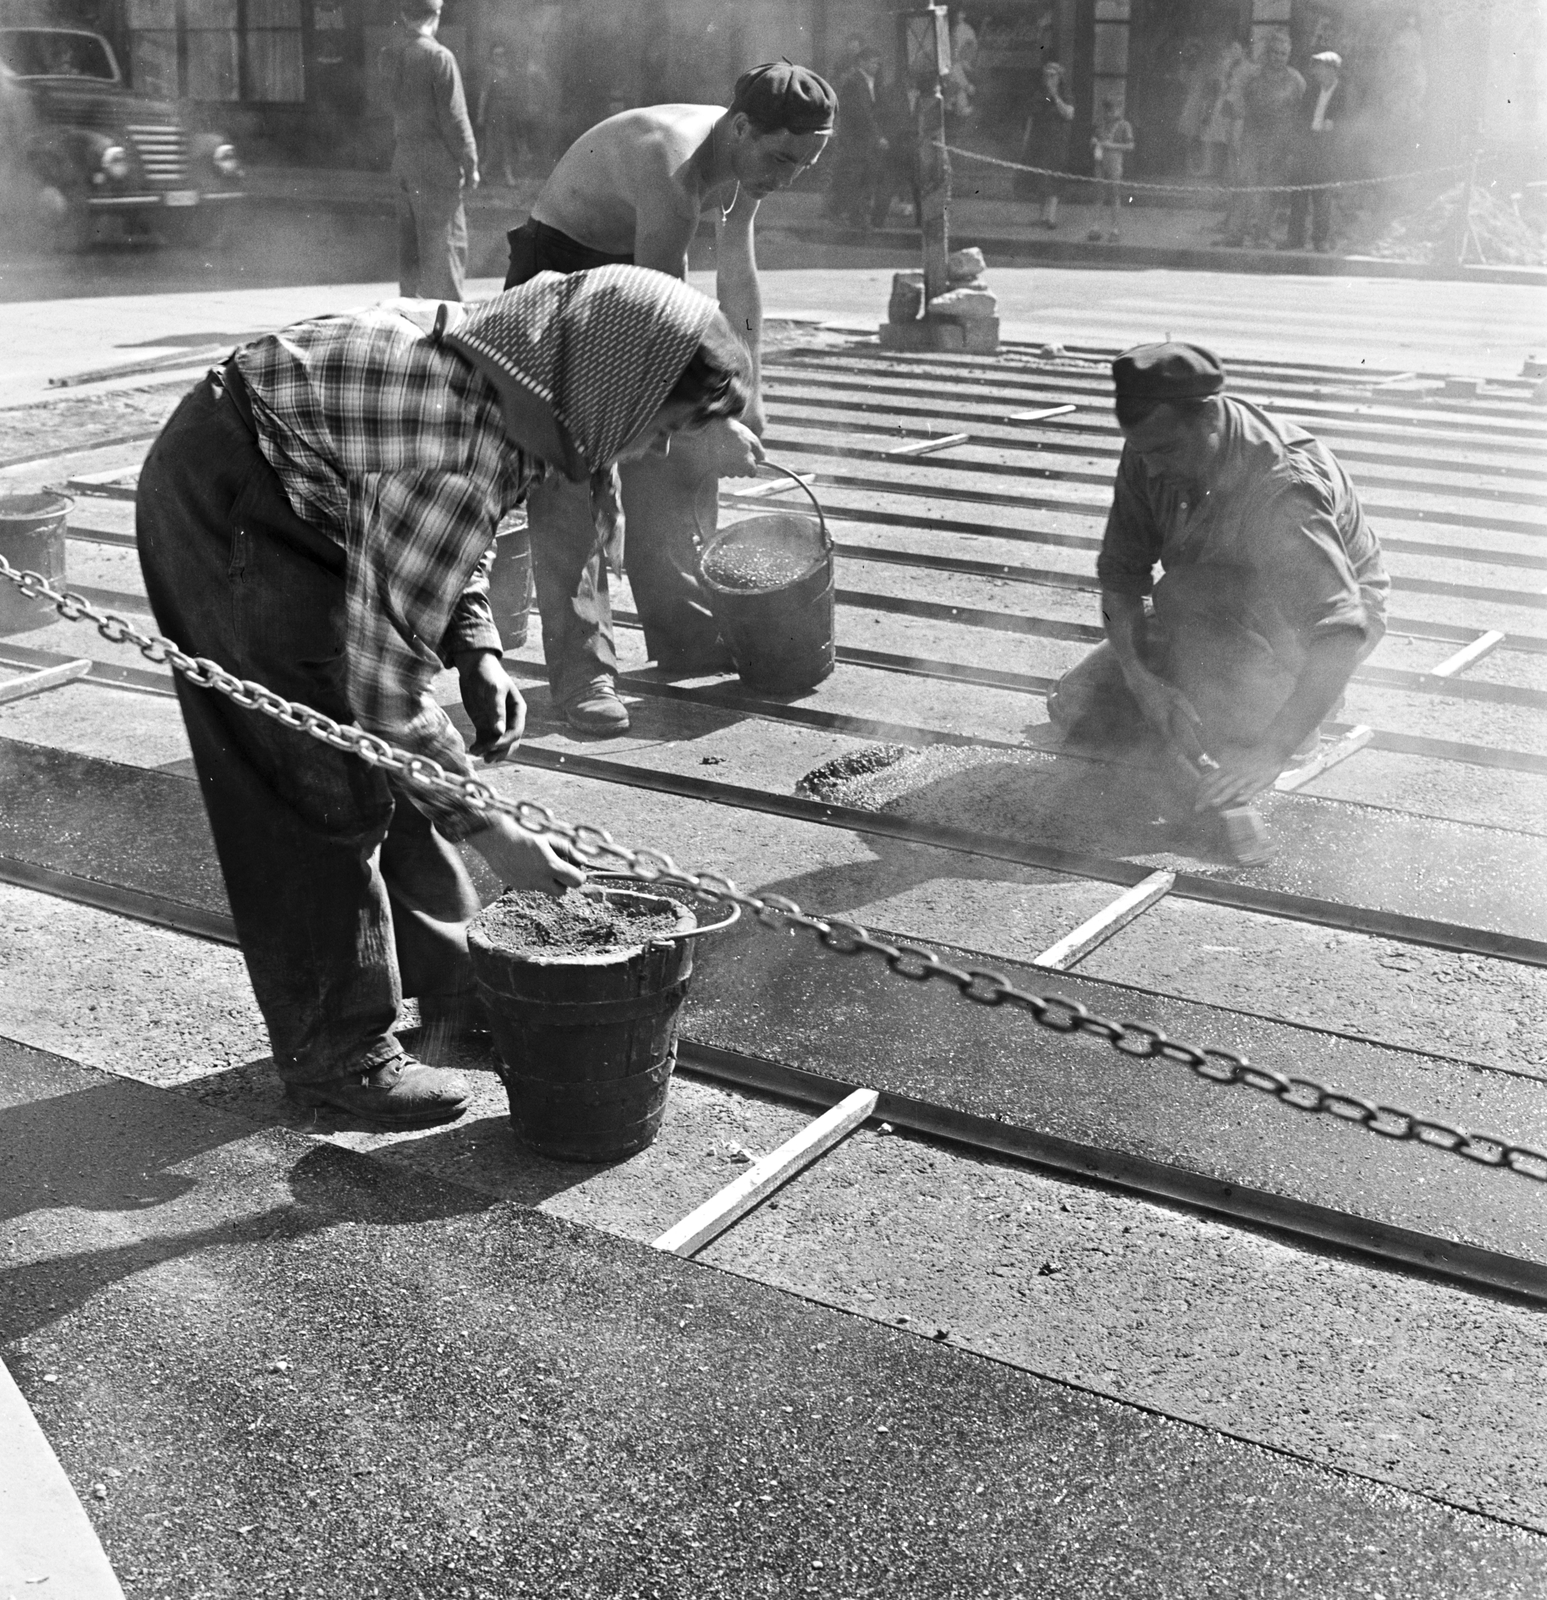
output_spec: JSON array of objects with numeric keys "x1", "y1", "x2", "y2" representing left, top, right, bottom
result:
[{"x1": 233, "y1": 308, "x2": 532, "y2": 840}]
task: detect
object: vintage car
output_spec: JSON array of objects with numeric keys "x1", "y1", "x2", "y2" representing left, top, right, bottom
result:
[{"x1": 0, "y1": 25, "x2": 245, "y2": 250}]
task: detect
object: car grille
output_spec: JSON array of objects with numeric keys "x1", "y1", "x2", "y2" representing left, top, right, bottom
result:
[{"x1": 126, "y1": 123, "x2": 187, "y2": 185}]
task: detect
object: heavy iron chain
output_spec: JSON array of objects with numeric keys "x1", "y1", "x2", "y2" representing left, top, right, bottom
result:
[{"x1": 3, "y1": 550, "x2": 1544, "y2": 1183}]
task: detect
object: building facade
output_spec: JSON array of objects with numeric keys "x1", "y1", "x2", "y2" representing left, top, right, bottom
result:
[{"x1": 5, "y1": 0, "x2": 1537, "y2": 174}]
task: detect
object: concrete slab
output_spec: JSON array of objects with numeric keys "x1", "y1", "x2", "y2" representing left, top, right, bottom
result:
[
  {"x1": 680, "y1": 917, "x2": 1547, "y2": 1297},
  {"x1": 4, "y1": 1038, "x2": 1543, "y2": 1600}
]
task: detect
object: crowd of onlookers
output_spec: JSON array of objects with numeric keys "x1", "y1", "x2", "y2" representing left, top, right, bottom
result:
[{"x1": 462, "y1": 9, "x2": 1437, "y2": 256}]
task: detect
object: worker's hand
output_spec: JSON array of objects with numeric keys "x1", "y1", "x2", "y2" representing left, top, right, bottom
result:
[
  {"x1": 456, "y1": 648, "x2": 525, "y2": 762},
  {"x1": 467, "y1": 811, "x2": 585, "y2": 895},
  {"x1": 1194, "y1": 745, "x2": 1284, "y2": 811},
  {"x1": 697, "y1": 416, "x2": 766, "y2": 477}
]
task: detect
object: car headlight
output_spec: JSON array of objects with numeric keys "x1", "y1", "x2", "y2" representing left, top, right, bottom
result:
[
  {"x1": 212, "y1": 142, "x2": 241, "y2": 177},
  {"x1": 100, "y1": 144, "x2": 131, "y2": 180}
]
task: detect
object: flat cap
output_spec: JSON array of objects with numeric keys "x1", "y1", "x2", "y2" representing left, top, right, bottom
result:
[
  {"x1": 728, "y1": 62, "x2": 837, "y2": 135},
  {"x1": 1112, "y1": 341, "x2": 1226, "y2": 402}
]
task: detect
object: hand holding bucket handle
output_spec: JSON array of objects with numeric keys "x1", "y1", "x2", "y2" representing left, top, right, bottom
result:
[{"x1": 759, "y1": 461, "x2": 833, "y2": 553}]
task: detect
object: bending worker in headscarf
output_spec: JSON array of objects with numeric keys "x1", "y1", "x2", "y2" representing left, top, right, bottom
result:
[
  {"x1": 1046, "y1": 342, "x2": 1388, "y2": 837},
  {"x1": 136, "y1": 266, "x2": 758, "y2": 1129},
  {"x1": 504, "y1": 61, "x2": 837, "y2": 733}
]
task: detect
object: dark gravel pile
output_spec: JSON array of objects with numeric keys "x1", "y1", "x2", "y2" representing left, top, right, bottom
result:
[
  {"x1": 703, "y1": 539, "x2": 816, "y2": 591},
  {"x1": 796, "y1": 743, "x2": 916, "y2": 799},
  {"x1": 475, "y1": 888, "x2": 684, "y2": 956}
]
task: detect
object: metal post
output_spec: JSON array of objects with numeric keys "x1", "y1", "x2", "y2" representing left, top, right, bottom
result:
[{"x1": 918, "y1": 78, "x2": 951, "y2": 301}]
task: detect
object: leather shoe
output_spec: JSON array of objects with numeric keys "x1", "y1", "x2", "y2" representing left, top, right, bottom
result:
[
  {"x1": 563, "y1": 681, "x2": 630, "y2": 733},
  {"x1": 286, "y1": 1056, "x2": 471, "y2": 1128}
]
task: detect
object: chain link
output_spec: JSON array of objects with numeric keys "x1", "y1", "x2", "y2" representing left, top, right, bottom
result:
[{"x1": 3, "y1": 550, "x2": 1543, "y2": 1184}]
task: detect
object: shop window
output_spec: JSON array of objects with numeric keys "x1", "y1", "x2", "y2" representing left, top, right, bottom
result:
[
  {"x1": 247, "y1": 0, "x2": 304, "y2": 101},
  {"x1": 126, "y1": 0, "x2": 177, "y2": 97},
  {"x1": 186, "y1": 0, "x2": 239, "y2": 99}
]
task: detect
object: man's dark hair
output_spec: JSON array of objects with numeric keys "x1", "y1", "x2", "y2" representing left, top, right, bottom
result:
[
  {"x1": 728, "y1": 62, "x2": 838, "y2": 135},
  {"x1": 1114, "y1": 393, "x2": 1217, "y2": 430},
  {"x1": 666, "y1": 310, "x2": 754, "y2": 424}
]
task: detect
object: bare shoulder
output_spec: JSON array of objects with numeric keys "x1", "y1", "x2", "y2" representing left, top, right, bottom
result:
[{"x1": 611, "y1": 105, "x2": 722, "y2": 209}]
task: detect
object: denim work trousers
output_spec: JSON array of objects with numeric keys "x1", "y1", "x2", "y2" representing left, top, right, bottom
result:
[
  {"x1": 135, "y1": 378, "x2": 482, "y2": 1086},
  {"x1": 395, "y1": 179, "x2": 467, "y2": 301},
  {"x1": 503, "y1": 217, "x2": 724, "y2": 700},
  {"x1": 525, "y1": 442, "x2": 724, "y2": 703}
]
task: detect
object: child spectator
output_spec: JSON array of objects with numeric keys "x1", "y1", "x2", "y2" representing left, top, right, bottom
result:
[{"x1": 1088, "y1": 96, "x2": 1135, "y2": 243}]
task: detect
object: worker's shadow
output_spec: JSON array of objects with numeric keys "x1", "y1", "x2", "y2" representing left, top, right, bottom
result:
[{"x1": 0, "y1": 1058, "x2": 493, "y2": 1344}]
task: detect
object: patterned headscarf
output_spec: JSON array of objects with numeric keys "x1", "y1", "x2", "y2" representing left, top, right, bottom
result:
[{"x1": 444, "y1": 264, "x2": 717, "y2": 481}]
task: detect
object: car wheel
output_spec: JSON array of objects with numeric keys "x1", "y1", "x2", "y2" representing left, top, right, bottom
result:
[{"x1": 34, "y1": 182, "x2": 96, "y2": 253}]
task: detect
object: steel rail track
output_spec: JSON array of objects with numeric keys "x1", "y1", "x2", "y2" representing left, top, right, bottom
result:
[
  {"x1": 64, "y1": 517, "x2": 1547, "y2": 627},
  {"x1": 764, "y1": 437, "x2": 1547, "y2": 542},
  {"x1": 675, "y1": 1041, "x2": 1547, "y2": 1308},
  {"x1": 768, "y1": 370, "x2": 1547, "y2": 460},
  {"x1": 1, "y1": 718, "x2": 1539, "y2": 972},
  {"x1": 41, "y1": 565, "x2": 1547, "y2": 720},
  {"x1": 761, "y1": 385, "x2": 1547, "y2": 500},
  {"x1": 810, "y1": 502, "x2": 1547, "y2": 612},
  {"x1": 1, "y1": 847, "x2": 1538, "y2": 1308},
  {"x1": 602, "y1": 655, "x2": 1547, "y2": 778},
  {"x1": 771, "y1": 350, "x2": 1547, "y2": 443}
]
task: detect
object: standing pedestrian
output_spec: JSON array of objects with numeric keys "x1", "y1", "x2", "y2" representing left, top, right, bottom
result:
[
  {"x1": 1218, "y1": 31, "x2": 1303, "y2": 248},
  {"x1": 872, "y1": 64, "x2": 920, "y2": 229},
  {"x1": 477, "y1": 41, "x2": 522, "y2": 187},
  {"x1": 1087, "y1": 95, "x2": 1135, "y2": 243},
  {"x1": 1285, "y1": 51, "x2": 1346, "y2": 251},
  {"x1": 501, "y1": 63, "x2": 835, "y2": 733},
  {"x1": 829, "y1": 45, "x2": 888, "y2": 229},
  {"x1": 1018, "y1": 61, "x2": 1075, "y2": 228},
  {"x1": 379, "y1": 0, "x2": 479, "y2": 300}
]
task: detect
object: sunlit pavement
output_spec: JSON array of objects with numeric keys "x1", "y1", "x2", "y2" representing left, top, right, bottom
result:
[{"x1": 2, "y1": 259, "x2": 1542, "y2": 409}]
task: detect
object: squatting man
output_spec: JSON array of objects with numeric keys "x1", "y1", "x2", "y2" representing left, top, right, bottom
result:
[
  {"x1": 1047, "y1": 342, "x2": 1389, "y2": 844},
  {"x1": 136, "y1": 266, "x2": 759, "y2": 1131}
]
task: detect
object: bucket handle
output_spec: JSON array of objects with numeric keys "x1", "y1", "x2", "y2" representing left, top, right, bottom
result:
[
  {"x1": 759, "y1": 460, "x2": 832, "y2": 554},
  {"x1": 580, "y1": 876, "x2": 743, "y2": 942}
]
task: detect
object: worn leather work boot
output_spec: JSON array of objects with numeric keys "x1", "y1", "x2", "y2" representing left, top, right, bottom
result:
[
  {"x1": 563, "y1": 678, "x2": 630, "y2": 734},
  {"x1": 286, "y1": 1056, "x2": 472, "y2": 1128}
]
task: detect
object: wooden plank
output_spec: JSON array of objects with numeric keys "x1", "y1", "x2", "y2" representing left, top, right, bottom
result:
[
  {"x1": 1275, "y1": 725, "x2": 1375, "y2": 792},
  {"x1": 885, "y1": 432, "x2": 972, "y2": 458},
  {"x1": 652, "y1": 1088, "x2": 879, "y2": 1258},
  {"x1": 0, "y1": 658, "x2": 91, "y2": 705},
  {"x1": 1032, "y1": 871, "x2": 1176, "y2": 970},
  {"x1": 1007, "y1": 404, "x2": 1077, "y2": 423},
  {"x1": 1429, "y1": 630, "x2": 1506, "y2": 679}
]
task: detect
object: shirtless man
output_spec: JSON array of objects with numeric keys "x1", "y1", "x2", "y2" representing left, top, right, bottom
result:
[{"x1": 504, "y1": 62, "x2": 836, "y2": 732}]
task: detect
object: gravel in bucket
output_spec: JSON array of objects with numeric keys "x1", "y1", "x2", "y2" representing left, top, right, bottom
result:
[
  {"x1": 702, "y1": 518, "x2": 823, "y2": 592},
  {"x1": 475, "y1": 888, "x2": 686, "y2": 957}
]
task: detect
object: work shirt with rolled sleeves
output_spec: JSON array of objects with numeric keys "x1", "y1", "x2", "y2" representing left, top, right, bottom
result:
[
  {"x1": 1096, "y1": 395, "x2": 1389, "y2": 655},
  {"x1": 232, "y1": 305, "x2": 534, "y2": 839}
]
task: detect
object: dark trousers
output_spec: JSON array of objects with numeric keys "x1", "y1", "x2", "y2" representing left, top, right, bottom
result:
[
  {"x1": 135, "y1": 377, "x2": 481, "y2": 1085},
  {"x1": 504, "y1": 220, "x2": 725, "y2": 700},
  {"x1": 1287, "y1": 139, "x2": 1338, "y2": 246},
  {"x1": 396, "y1": 179, "x2": 467, "y2": 301}
]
